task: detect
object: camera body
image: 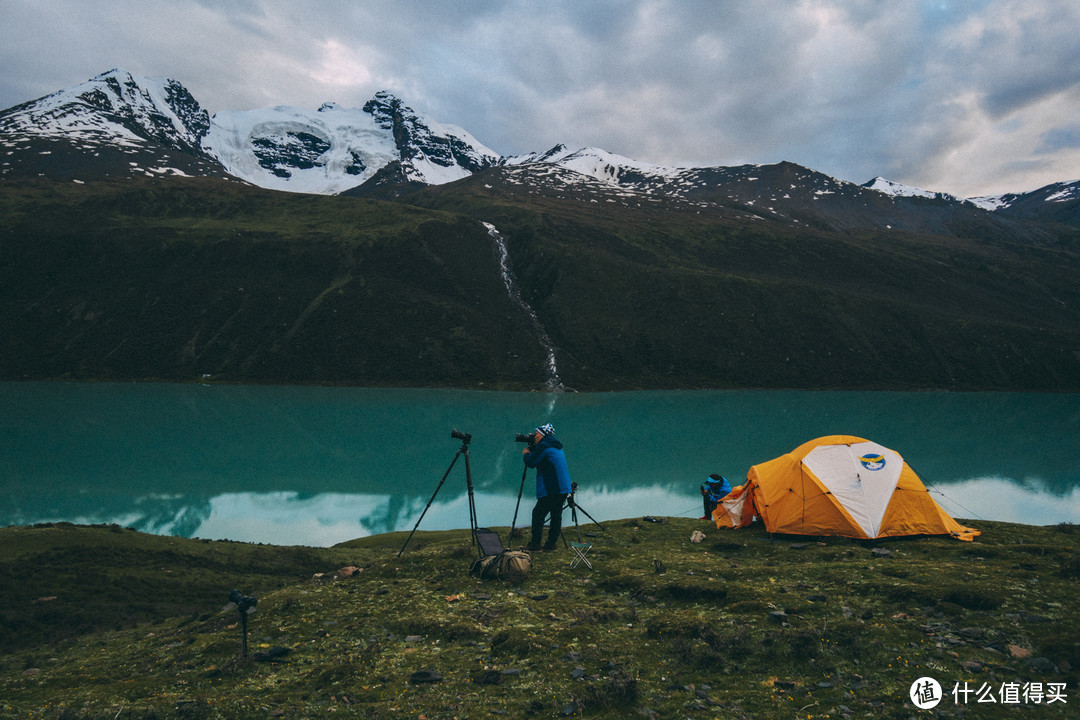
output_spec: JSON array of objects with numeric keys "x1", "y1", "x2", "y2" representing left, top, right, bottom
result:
[
  {"x1": 229, "y1": 589, "x2": 258, "y2": 615},
  {"x1": 515, "y1": 432, "x2": 536, "y2": 447},
  {"x1": 451, "y1": 429, "x2": 472, "y2": 443}
]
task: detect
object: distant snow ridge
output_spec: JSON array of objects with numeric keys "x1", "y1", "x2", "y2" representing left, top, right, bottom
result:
[
  {"x1": 503, "y1": 144, "x2": 681, "y2": 184},
  {"x1": 863, "y1": 176, "x2": 967, "y2": 204}
]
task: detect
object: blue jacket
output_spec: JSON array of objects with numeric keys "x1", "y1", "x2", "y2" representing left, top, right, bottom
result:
[
  {"x1": 704, "y1": 476, "x2": 732, "y2": 501},
  {"x1": 523, "y1": 434, "x2": 572, "y2": 498}
]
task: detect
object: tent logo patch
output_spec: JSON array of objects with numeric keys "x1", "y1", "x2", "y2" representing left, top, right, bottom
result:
[{"x1": 859, "y1": 453, "x2": 886, "y2": 471}]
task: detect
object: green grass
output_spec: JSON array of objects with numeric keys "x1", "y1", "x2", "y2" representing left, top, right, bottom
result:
[{"x1": 1, "y1": 520, "x2": 1077, "y2": 718}]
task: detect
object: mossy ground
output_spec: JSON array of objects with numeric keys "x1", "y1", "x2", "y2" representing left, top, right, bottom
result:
[{"x1": 1, "y1": 519, "x2": 1077, "y2": 719}]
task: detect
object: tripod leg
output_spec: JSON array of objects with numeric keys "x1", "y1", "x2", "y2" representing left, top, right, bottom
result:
[
  {"x1": 574, "y1": 503, "x2": 605, "y2": 530},
  {"x1": 463, "y1": 446, "x2": 482, "y2": 558},
  {"x1": 397, "y1": 448, "x2": 462, "y2": 557},
  {"x1": 560, "y1": 498, "x2": 579, "y2": 547},
  {"x1": 508, "y1": 466, "x2": 528, "y2": 546}
]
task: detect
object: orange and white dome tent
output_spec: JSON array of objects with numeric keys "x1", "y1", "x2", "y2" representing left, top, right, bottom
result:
[{"x1": 714, "y1": 435, "x2": 979, "y2": 541}]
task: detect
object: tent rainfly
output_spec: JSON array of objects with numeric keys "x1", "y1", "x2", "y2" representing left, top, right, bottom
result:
[{"x1": 714, "y1": 435, "x2": 979, "y2": 541}]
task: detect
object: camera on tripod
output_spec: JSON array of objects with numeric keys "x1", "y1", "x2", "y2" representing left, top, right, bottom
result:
[
  {"x1": 229, "y1": 589, "x2": 258, "y2": 615},
  {"x1": 515, "y1": 432, "x2": 536, "y2": 447},
  {"x1": 451, "y1": 429, "x2": 472, "y2": 443}
]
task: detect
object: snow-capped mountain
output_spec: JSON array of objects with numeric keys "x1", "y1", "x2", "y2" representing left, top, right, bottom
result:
[
  {"x1": 2, "y1": 69, "x2": 1078, "y2": 232},
  {"x1": 1, "y1": 68, "x2": 208, "y2": 152},
  {"x1": 968, "y1": 178, "x2": 1080, "y2": 224},
  {"x1": 0, "y1": 70, "x2": 499, "y2": 193},
  {"x1": 0, "y1": 68, "x2": 229, "y2": 180}
]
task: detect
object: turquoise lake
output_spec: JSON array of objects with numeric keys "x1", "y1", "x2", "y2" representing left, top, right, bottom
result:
[{"x1": 2, "y1": 382, "x2": 1078, "y2": 546}]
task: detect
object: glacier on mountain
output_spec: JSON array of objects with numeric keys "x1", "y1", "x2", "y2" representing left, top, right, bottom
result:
[{"x1": 204, "y1": 105, "x2": 401, "y2": 195}]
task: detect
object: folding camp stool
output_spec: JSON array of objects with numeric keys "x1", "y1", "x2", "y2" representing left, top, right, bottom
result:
[{"x1": 569, "y1": 540, "x2": 593, "y2": 570}]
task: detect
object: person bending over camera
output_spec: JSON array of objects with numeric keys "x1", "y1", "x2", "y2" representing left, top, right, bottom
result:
[
  {"x1": 700, "y1": 473, "x2": 732, "y2": 519},
  {"x1": 522, "y1": 423, "x2": 573, "y2": 551}
]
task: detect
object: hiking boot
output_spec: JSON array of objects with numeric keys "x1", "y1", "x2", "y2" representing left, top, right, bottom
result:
[
  {"x1": 526, "y1": 542, "x2": 542, "y2": 551},
  {"x1": 543, "y1": 544, "x2": 558, "y2": 552}
]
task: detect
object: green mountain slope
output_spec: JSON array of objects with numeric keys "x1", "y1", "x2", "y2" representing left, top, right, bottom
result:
[
  {"x1": 2, "y1": 175, "x2": 1078, "y2": 390},
  {"x1": 0, "y1": 178, "x2": 548, "y2": 388}
]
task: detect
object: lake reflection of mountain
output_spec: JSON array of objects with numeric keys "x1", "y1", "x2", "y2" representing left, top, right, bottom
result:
[{"x1": 3, "y1": 383, "x2": 1077, "y2": 545}]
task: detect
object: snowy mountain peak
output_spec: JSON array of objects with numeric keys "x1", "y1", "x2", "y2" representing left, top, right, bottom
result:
[
  {"x1": 0, "y1": 68, "x2": 210, "y2": 153},
  {"x1": 501, "y1": 144, "x2": 681, "y2": 187}
]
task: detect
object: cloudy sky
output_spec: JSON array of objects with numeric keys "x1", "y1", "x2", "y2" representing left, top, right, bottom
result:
[{"x1": 2, "y1": 0, "x2": 1078, "y2": 197}]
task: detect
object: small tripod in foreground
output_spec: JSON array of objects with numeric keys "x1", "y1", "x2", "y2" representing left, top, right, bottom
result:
[{"x1": 562, "y1": 482, "x2": 604, "y2": 568}]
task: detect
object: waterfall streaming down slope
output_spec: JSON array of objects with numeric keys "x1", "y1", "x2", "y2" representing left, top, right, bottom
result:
[{"x1": 483, "y1": 222, "x2": 565, "y2": 392}]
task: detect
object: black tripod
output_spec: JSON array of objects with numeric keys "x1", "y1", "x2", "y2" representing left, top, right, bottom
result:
[{"x1": 398, "y1": 430, "x2": 480, "y2": 558}]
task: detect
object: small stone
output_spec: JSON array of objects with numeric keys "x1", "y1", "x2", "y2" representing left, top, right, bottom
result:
[
  {"x1": 409, "y1": 669, "x2": 443, "y2": 684},
  {"x1": 1008, "y1": 644, "x2": 1033, "y2": 659},
  {"x1": 253, "y1": 646, "x2": 290, "y2": 663},
  {"x1": 473, "y1": 669, "x2": 502, "y2": 685},
  {"x1": 1030, "y1": 657, "x2": 1058, "y2": 673},
  {"x1": 870, "y1": 548, "x2": 893, "y2": 558},
  {"x1": 768, "y1": 610, "x2": 789, "y2": 624}
]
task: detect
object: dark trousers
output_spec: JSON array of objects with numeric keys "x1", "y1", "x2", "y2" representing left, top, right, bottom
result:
[{"x1": 531, "y1": 493, "x2": 567, "y2": 548}]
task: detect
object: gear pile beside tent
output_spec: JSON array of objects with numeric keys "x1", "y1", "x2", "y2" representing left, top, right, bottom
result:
[{"x1": 714, "y1": 435, "x2": 980, "y2": 542}]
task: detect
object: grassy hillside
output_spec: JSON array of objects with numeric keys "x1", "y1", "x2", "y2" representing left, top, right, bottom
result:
[
  {"x1": 2, "y1": 175, "x2": 1079, "y2": 391},
  {"x1": 407, "y1": 172, "x2": 1080, "y2": 391},
  {"x1": 1, "y1": 521, "x2": 1077, "y2": 718},
  {"x1": 0, "y1": 178, "x2": 547, "y2": 388}
]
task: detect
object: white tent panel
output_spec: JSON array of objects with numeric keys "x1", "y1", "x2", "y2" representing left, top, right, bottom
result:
[{"x1": 803, "y1": 441, "x2": 903, "y2": 537}]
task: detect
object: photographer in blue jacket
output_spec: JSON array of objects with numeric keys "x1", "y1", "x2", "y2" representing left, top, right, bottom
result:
[{"x1": 522, "y1": 423, "x2": 573, "y2": 551}]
